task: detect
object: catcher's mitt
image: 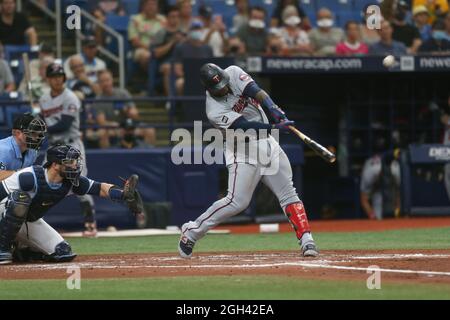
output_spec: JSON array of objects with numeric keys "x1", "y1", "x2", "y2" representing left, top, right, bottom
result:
[{"x1": 122, "y1": 174, "x2": 144, "y2": 216}]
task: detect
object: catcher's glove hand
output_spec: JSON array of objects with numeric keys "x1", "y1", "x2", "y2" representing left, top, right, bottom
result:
[{"x1": 122, "y1": 174, "x2": 144, "y2": 216}]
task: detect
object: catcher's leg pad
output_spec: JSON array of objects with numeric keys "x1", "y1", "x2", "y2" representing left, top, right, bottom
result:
[
  {"x1": 284, "y1": 202, "x2": 311, "y2": 240},
  {"x1": 43, "y1": 241, "x2": 77, "y2": 263},
  {"x1": 0, "y1": 191, "x2": 31, "y2": 253}
]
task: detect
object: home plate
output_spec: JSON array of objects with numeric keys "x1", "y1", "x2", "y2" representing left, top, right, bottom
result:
[{"x1": 60, "y1": 228, "x2": 230, "y2": 238}]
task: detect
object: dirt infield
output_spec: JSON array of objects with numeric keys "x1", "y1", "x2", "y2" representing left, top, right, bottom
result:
[{"x1": 1, "y1": 249, "x2": 450, "y2": 285}]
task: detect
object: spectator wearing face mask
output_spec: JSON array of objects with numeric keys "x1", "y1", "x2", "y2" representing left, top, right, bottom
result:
[
  {"x1": 236, "y1": 6, "x2": 269, "y2": 55},
  {"x1": 308, "y1": 8, "x2": 344, "y2": 56},
  {"x1": 336, "y1": 21, "x2": 369, "y2": 56},
  {"x1": 278, "y1": 5, "x2": 312, "y2": 56},
  {"x1": 172, "y1": 20, "x2": 213, "y2": 95},
  {"x1": 392, "y1": 1, "x2": 422, "y2": 54},
  {"x1": 418, "y1": 18, "x2": 450, "y2": 54},
  {"x1": 271, "y1": 0, "x2": 311, "y2": 31}
]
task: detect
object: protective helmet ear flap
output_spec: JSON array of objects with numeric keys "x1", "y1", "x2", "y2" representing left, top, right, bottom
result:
[{"x1": 199, "y1": 63, "x2": 230, "y2": 94}]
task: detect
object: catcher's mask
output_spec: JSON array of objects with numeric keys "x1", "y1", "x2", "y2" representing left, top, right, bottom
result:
[
  {"x1": 45, "y1": 145, "x2": 83, "y2": 186},
  {"x1": 13, "y1": 113, "x2": 47, "y2": 150}
]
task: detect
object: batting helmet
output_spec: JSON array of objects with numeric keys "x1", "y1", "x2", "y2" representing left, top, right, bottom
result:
[
  {"x1": 199, "y1": 63, "x2": 230, "y2": 95},
  {"x1": 13, "y1": 113, "x2": 47, "y2": 150},
  {"x1": 45, "y1": 144, "x2": 82, "y2": 186},
  {"x1": 46, "y1": 62, "x2": 66, "y2": 80}
]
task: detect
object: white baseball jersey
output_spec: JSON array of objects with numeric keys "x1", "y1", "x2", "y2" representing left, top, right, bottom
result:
[
  {"x1": 39, "y1": 88, "x2": 81, "y2": 143},
  {"x1": 205, "y1": 65, "x2": 273, "y2": 165},
  {"x1": 181, "y1": 65, "x2": 307, "y2": 245},
  {"x1": 360, "y1": 155, "x2": 400, "y2": 194}
]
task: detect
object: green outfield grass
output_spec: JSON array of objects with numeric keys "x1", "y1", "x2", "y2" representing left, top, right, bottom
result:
[
  {"x1": 1, "y1": 276, "x2": 450, "y2": 300},
  {"x1": 66, "y1": 226, "x2": 450, "y2": 255},
  {"x1": 1, "y1": 227, "x2": 449, "y2": 300}
]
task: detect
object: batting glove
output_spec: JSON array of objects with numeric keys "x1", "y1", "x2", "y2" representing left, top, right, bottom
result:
[
  {"x1": 272, "y1": 120, "x2": 295, "y2": 134},
  {"x1": 270, "y1": 105, "x2": 288, "y2": 123}
]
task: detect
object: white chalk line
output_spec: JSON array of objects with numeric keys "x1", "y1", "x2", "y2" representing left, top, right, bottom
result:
[{"x1": 297, "y1": 263, "x2": 450, "y2": 277}]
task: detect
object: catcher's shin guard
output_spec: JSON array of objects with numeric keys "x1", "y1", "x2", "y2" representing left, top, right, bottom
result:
[
  {"x1": 284, "y1": 202, "x2": 311, "y2": 240},
  {"x1": 0, "y1": 191, "x2": 31, "y2": 264}
]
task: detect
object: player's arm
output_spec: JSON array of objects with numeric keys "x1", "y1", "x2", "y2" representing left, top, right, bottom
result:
[
  {"x1": 360, "y1": 174, "x2": 376, "y2": 220},
  {"x1": 73, "y1": 176, "x2": 143, "y2": 215},
  {"x1": 360, "y1": 192, "x2": 375, "y2": 220},
  {"x1": 242, "y1": 81, "x2": 288, "y2": 123},
  {"x1": 46, "y1": 115, "x2": 75, "y2": 134},
  {"x1": 48, "y1": 95, "x2": 79, "y2": 133},
  {"x1": 229, "y1": 116, "x2": 293, "y2": 133}
]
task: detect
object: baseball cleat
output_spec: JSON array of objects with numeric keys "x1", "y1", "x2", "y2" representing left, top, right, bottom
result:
[
  {"x1": 0, "y1": 251, "x2": 13, "y2": 265},
  {"x1": 178, "y1": 235, "x2": 195, "y2": 259},
  {"x1": 301, "y1": 242, "x2": 319, "y2": 257}
]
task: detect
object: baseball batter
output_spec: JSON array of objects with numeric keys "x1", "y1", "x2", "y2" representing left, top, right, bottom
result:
[
  {"x1": 38, "y1": 62, "x2": 97, "y2": 237},
  {"x1": 178, "y1": 63, "x2": 319, "y2": 258},
  {"x1": 360, "y1": 151, "x2": 401, "y2": 220},
  {"x1": 0, "y1": 144, "x2": 143, "y2": 264}
]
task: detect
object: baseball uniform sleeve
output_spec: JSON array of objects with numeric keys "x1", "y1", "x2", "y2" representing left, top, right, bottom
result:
[
  {"x1": 206, "y1": 97, "x2": 242, "y2": 130},
  {"x1": 71, "y1": 176, "x2": 96, "y2": 196},
  {"x1": 62, "y1": 92, "x2": 81, "y2": 117},
  {"x1": 226, "y1": 65, "x2": 254, "y2": 96}
]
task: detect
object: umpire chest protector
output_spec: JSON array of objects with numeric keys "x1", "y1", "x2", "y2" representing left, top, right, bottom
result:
[{"x1": 27, "y1": 166, "x2": 72, "y2": 221}]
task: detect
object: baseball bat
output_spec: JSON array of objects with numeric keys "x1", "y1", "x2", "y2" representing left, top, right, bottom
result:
[
  {"x1": 288, "y1": 126, "x2": 336, "y2": 163},
  {"x1": 22, "y1": 53, "x2": 40, "y2": 115}
]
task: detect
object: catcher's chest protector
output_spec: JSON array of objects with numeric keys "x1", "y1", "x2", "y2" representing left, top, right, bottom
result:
[{"x1": 27, "y1": 166, "x2": 72, "y2": 221}]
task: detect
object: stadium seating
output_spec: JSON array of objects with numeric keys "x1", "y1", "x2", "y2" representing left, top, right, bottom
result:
[
  {"x1": 122, "y1": 0, "x2": 140, "y2": 15},
  {"x1": 0, "y1": 93, "x2": 31, "y2": 129}
]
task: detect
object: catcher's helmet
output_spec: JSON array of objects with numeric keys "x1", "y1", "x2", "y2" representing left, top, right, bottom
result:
[
  {"x1": 46, "y1": 62, "x2": 66, "y2": 80},
  {"x1": 200, "y1": 63, "x2": 230, "y2": 95},
  {"x1": 13, "y1": 113, "x2": 47, "y2": 150},
  {"x1": 45, "y1": 144, "x2": 82, "y2": 186}
]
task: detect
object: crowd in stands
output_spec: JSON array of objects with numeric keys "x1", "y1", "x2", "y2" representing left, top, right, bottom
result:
[{"x1": 1, "y1": 0, "x2": 450, "y2": 149}]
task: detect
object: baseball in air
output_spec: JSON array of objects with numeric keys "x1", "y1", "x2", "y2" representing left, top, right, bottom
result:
[{"x1": 383, "y1": 55, "x2": 396, "y2": 67}]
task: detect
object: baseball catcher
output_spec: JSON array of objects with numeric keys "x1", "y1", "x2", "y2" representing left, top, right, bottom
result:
[{"x1": 0, "y1": 144, "x2": 143, "y2": 264}]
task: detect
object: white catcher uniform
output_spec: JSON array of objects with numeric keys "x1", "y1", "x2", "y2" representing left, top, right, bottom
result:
[
  {"x1": 360, "y1": 154, "x2": 401, "y2": 219},
  {"x1": 181, "y1": 66, "x2": 314, "y2": 248},
  {"x1": 39, "y1": 88, "x2": 96, "y2": 220},
  {"x1": 0, "y1": 167, "x2": 95, "y2": 255}
]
